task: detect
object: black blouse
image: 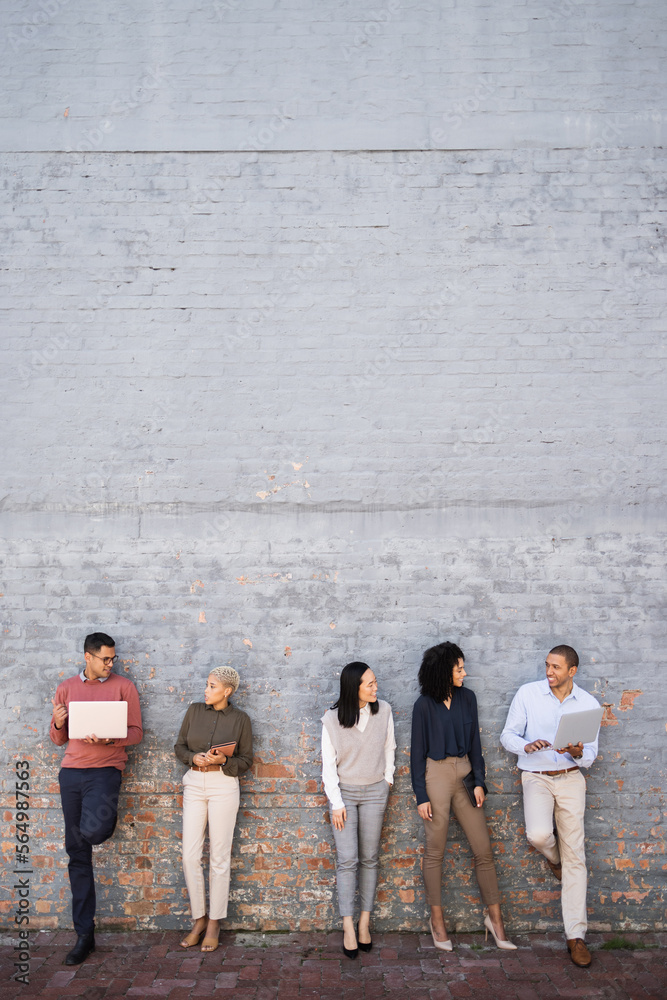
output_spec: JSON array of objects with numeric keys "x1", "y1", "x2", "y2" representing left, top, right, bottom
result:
[{"x1": 410, "y1": 688, "x2": 486, "y2": 805}]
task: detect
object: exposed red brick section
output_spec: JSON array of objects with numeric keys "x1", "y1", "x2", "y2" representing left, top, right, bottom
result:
[
  {"x1": 618, "y1": 690, "x2": 643, "y2": 711},
  {"x1": 600, "y1": 704, "x2": 619, "y2": 726},
  {"x1": 2, "y1": 735, "x2": 664, "y2": 935}
]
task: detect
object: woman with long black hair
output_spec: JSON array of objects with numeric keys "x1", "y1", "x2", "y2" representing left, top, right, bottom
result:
[
  {"x1": 322, "y1": 662, "x2": 395, "y2": 958},
  {"x1": 411, "y1": 641, "x2": 515, "y2": 951}
]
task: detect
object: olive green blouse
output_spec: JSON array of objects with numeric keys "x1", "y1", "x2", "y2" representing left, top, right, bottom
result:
[{"x1": 174, "y1": 701, "x2": 253, "y2": 777}]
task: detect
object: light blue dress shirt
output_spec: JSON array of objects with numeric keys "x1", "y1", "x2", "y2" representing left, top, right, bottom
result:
[{"x1": 500, "y1": 678, "x2": 600, "y2": 771}]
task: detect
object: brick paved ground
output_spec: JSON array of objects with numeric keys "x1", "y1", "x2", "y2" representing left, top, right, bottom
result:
[{"x1": 1, "y1": 930, "x2": 665, "y2": 999}]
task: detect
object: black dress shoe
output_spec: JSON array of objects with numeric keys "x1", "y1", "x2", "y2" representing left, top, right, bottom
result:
[
  {"x1": 342, "y1": 945, "x2": 358, "y2": 959},
  {"x1": 357, "y1": 923, "x2": 372, "y2": 952},
  {"x1": 64, "y1": 933, "x2": 95, "y2": 965}
]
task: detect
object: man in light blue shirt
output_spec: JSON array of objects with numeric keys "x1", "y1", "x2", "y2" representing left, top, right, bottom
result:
[{"x1": 501, "y1": 645, "x2": 600, "y2": 969}]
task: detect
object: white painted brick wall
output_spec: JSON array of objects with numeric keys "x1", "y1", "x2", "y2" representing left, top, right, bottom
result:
[
  {"x1": 0, "y1": 0, "x2": 665, "y2": 150},
  {"x1": 0, "y1": 0, "x2": 665, "y2": 933},
  {"x1": 2, "y1": 149, "x2": 665, "y2": 514}
]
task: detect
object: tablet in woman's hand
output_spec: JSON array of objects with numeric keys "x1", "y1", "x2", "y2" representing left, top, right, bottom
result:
[{"x1": 210, "y1": 742, "x2": 236, "y2": 757}]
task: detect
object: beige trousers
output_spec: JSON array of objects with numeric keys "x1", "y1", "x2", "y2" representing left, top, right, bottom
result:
[
  {"x1": 422, "y1": 756, "x2": 501, "y2": 907},
  {"x1": 521, "y1": 769, "x2": 588, "y2": 940},
  {"x1": 181, "y1": 768, "x2": 240, "y2": 920}
]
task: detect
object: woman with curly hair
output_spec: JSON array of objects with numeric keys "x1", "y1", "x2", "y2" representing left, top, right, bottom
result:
[{"x1": 411, "y1": 641, "x2": 515, "y2": 951}]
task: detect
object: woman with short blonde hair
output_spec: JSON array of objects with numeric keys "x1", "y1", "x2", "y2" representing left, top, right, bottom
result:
[{"x1": 174, "y1": 666, "x2": 253, "y2": 952}]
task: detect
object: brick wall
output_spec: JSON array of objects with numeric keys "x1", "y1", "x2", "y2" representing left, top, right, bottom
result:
[{"x1": 1, "y1": 0, "x2": 665, "y2": 933}]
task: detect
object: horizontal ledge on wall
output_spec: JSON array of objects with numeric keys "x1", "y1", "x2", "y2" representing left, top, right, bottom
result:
[
  {"x1": 1, "y1": 504, "x2": 664, "y2": 542},
  {"x1": 3, "y1": 145, "x2": 664, "y2": 156},
  {"x1": 3, "y1": 112, "x2": 665, "y2": 154}
]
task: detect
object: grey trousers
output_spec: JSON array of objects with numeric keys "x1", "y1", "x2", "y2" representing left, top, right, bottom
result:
[{"x1": 330, "y1": 779, "x2": 390, "y2": 917}]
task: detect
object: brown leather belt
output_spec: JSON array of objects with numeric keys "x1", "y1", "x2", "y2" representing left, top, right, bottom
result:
[
  {"x1": 533, "y1": 765, "x2": 580, "y2": 776},
  {"x1": 190, "y1": 764, "x2": 222, "y2": 773}
]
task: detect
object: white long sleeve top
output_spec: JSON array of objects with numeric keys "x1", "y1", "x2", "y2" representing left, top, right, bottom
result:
[{"x1": 321, "y1": 704, "x2": 396, "y2": 811}]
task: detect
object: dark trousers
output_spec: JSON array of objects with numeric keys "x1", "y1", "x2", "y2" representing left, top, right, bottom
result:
[{"x1": 59, "y1": 767, "x2": 122, "y2": 935}]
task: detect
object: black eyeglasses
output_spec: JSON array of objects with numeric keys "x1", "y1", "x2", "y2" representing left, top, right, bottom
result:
[{"x1": 90, "y1": 653, "x2": 119, "y2": 666}]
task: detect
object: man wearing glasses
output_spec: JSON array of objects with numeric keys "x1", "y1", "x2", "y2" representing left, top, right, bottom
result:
[{"x1": 50, "y1": 632, "x2": 143, "y2": 965}]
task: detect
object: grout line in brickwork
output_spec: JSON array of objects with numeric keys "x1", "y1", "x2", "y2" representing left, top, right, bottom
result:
[{"x1": 7, "y1": 146, "x2": 652, "y2": 155}]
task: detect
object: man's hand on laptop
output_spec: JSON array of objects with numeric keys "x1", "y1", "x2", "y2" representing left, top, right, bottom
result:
[
  {"x1": 524, "y1": 739, "x2": 551, "y2": 753},
  {"x1": 51, "y1": 699, "x2": 68, "y2": 730},
  {"x1": 82, "y1": 734, "x2": 115, "y2": 745},
  {"x1": 555, "y1": 741, "x2": 583, "y2": 758}
]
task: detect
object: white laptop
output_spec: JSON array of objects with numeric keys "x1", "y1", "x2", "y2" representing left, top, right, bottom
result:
[
  {"x1": 68, "y1": 701, "x2": 128, "y2": 740},
  {"x1": 552, "y1": 705, "x2": 603, "y2": 749}
]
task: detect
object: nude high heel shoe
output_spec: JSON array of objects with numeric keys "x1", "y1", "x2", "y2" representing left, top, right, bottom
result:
[
  {"x1": 484, "y1": 914, "x2": 517, "y2": 950},
  {"x1": 429, "y1": 917, "x2": 453, "y2": 952}
]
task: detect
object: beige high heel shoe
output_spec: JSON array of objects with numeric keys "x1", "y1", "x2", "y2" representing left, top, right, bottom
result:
[
  {"x1": 179, "y1": 924, "x2": 206, "y2": 949},
  {"x1": 429, "y1": 917, "x2": 453, "y2": 952},
  {"x1": 484, "y1": 914, "x2": 517, "y2": 950}
]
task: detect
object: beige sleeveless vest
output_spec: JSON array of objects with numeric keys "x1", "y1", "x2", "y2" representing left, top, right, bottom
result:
[{"x1": 322, "y1": 700, "x2": 391, "y2": 785}]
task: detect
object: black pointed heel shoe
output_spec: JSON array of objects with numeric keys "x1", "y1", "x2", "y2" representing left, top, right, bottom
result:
[{"x1": 356, "y1": 923, "x2": 372, "y2": 952}]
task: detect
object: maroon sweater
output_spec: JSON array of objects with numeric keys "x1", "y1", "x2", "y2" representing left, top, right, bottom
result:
[{"x1": 50, "y1": 673, "x2": 143, "y2": 770}]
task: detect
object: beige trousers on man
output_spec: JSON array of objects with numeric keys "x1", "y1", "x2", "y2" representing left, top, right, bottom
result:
[
  {"x1": 521, "y1": 769, "x2": 587, "y2": 940},
  {"x1": 182, "y1": 768, "x2": 240, "y2": 920}
]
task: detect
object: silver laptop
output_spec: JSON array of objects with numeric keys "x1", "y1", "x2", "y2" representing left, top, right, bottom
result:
[
  {"x1": 552, "y1": 705, "x2": 603, "y2": 749},
  {"x1": 68, "y1": 701, "x2": 128, "y2": 740}
]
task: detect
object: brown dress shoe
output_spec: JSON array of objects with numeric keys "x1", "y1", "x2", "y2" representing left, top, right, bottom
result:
[
  {"x1": 546, "y1": 857, "x2": 562, "y2": 881},
  {"x1": 567, "y1": 938, "x2": 592, "y2": 967}
]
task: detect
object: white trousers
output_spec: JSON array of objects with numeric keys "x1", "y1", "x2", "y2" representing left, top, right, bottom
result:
[
  {"x1": 521, "y1": 769, "x2": 588, "y2": 940},
  {"x1": 181, "y1": 769, "x2": 240, "y2": 921}
]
